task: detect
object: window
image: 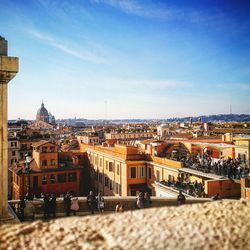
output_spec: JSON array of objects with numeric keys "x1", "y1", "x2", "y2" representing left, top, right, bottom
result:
[
  {"x1": 116, "y1": 164, "x2": 120, "y2": 175},
  {"x1": 12, "y1": 151, "x2": 16, "y2": 156},
  {"x1": 131, "y1": 190, "x2": 136, "y2": 196},
  {"x1": 58, "y1": 173, "x2": 66, "y2": 183},
  {"x1": 95, "y1": 156, "x2": 98, "y2": 165},
  {"x1": 105, "y1": 160, "x2": 108, "y2": 170},
  {"x1": 42, "y1": 147, "x2": 47, "y2": 152},
  {"x1": 105, "y1": 177, "x2": 109, "y2": 187},
  {"x1": 99, "y1": 173, "x2": 103, "y2": 184},
  {"x1": 50, "y1": 174, "x2": 56, "y2": 184},
  {"x1": 139, "y1": 166, "x2": 145, "y2": 178},
  {"x1": 238, "y1": 154, "x2": 246, "y2": 163},
  {"x1": 100, "y1": 158, "x2": 102, "y2": 167},
  {"x1": 68, "y1": 172, "x2": 77, "y2": 182},
  {"x1": 109, "y1": 180, "x2": 113, "y2": 190},
  {"x1": 21, "y1": 144, "x2": 27, "y2": 150},
  {"x1": 148, "y1": 167, "x2": 152, "y2": 179},
  {"x1": 156, "y1": 170, "x2": 160, "y2": 182},
  {"x1": 109, "y1": 162, "x2": 113, "y2": 172},
  {"x1": 50, "y1": 147, "x2": 55, "y2": 152},
  {"x1": 50, "y1": 159, "x2": 55, "y2": 166},
  {"x1": 41, "y1": 160, "x2": 47, "y2": 166},
  {"x1": 115, "y1": 183, "x2": 120, "y2": 194},
  {"x1": 168, "y1": 175, "x2": 174, "y2": 182},
  {"x1": 130, "y1": 167, "x2": 136, "y2": 178},
  {"x1": 42, "y1": 176, "x2": 47, "y2": 185}
]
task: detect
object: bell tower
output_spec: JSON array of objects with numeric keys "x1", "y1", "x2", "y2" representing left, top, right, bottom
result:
[{"x1": 0, "y1": 36, "x2": 19, "y2": 220}]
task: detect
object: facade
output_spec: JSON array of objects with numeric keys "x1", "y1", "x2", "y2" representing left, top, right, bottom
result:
[
  {"x1": 80, "y1": 136, "x2": 243, "y2": 198},
  {"x1": 77, "y1": 133, "x2": 100, "y2": 145},
  {"x1": 105, "y1": 131, "x2": 156, "y2": 140},
  {"x1": 8, "y1": 136, "x2": 20, "y2": 166},
  {"x1": 157, "y1": 124, "x2": 170, "y2": 139},
  {"x1": 10, "y1": 140, "x2": 86, "y2": 199},
  {"x1": 83, "y1": 144, "x2": 149, "y2": 196},
  {"x1": 233, "y1": 135, "x2": 250, "y2": 168}
]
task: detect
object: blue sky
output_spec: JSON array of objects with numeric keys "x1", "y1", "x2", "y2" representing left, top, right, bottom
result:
[{"x1": 1, "y1": 0, "x2": 250, "y2": 119}]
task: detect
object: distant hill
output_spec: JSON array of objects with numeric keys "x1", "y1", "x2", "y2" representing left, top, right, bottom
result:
[
  {"x1": 9, "y1": 114, "x2": 250, "y2": 125},
  {"x1": 164, "y1": 114, "x2": 250, "y2": 123}
]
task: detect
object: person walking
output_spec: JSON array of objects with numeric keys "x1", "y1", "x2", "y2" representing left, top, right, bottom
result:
[
  {"x1": 97, "y1": 192, "x2": 105, "y2": 214},
  {"x1": 71, "y1": 196, "x2": 79, "y2": 215},
  {"x1": 87, "y1": 191, "x2": 96, "y2": 214}
]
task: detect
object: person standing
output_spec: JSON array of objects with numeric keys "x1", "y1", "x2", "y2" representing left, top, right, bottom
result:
[
  {"x1": 43, "y1": 193, "x2": 50, "y2": 219},
  {"x1": 97, "y1": 192, "x2": 105, "y2": 214},
  {"x1": 70, "y1": 196, "x2": 79, "y2": 215},
  {"x1": 136, "y1": 192, "x2": 144, "y2": 209},
  {"x1": 87, "y1": 191, "x2": 96, "y2": 214},
  {"x1": 115, "y1": 202, "x2": 121, "y2": 213},
  {"x1": 50, "y1": 193, "x2": 56, "y2": 218},
  {"x1": 177, "y1": 191, "x2": 186, "y2": 206},
  {"x1": 64, "y1": 192, "x2": 71, "y2": 216},
  {"x1": 20, "y1": 196, "x2": 26, "y2": 222},
  {"x1": 119, "y1": 204, "x2": 124, "y2": 213},
  {"x1": 144, "y1": 192, "x2": 152, "y2": 208}
]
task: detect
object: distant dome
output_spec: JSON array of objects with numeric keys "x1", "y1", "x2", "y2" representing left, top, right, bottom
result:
[{"x1": 36, "y1": 102, "x2": 49, "y2": 123}]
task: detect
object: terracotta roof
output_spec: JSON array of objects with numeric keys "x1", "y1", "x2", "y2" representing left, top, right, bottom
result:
[{"x1": 31, "y1": 140, "x2": 49, "y2": 148}]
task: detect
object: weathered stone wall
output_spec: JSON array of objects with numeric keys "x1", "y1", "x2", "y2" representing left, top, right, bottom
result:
[{"x1": 1, "y1": 199, "x2": 249, "y2": 250}]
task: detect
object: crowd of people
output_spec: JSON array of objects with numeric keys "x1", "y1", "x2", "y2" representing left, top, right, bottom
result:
[
  {"x1": 183, "y1": 154, "x2": 249, "y2": 179},
  {"x1": 160, "y1": 178, "x2": 206, "y2": 198}
]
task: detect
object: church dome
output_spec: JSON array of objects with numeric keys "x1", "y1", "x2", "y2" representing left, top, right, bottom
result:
[{"x1": 36, "y1": 102, "x2": 49, "y2": 123}]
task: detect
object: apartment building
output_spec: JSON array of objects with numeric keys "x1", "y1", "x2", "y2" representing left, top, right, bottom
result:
[
  {"x1": 84, "y1": 144, "x2": 149, "y2": 196},
  {"x1": 10, "y1": 140, "x2": 86, "y2": 199}
]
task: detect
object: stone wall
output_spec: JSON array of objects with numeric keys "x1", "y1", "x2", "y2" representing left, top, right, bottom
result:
[
  {"x1": 1, "y1": 199, "x2": 249, "y2": 249},
  {"x1": 16, "y1": 196, "x2": 210, "y2": 220}
]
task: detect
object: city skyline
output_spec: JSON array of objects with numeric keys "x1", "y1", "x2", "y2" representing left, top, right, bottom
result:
[{"x1": 1, "y1": 0, "x2": 250, "y2": 119}]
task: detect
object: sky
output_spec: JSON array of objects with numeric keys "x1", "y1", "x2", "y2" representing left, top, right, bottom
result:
[{"x1": 0, "y1": 0, "x2": 250, "y2": 120}]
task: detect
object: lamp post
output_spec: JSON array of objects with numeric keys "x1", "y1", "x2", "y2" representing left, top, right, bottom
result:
[{"x1": 25, "y1": 152, "x2": 32, "y2": 200}]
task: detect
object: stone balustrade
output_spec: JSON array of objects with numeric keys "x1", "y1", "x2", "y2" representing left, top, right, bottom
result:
[{"x1": 9, "y1": 196, "x2": 211, "y2": 221}]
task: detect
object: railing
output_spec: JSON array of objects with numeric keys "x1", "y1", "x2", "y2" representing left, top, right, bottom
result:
[
  {"x1": 9, "y1": 196, "x2": 210, "y2": 221},
  {"x1": 156, "y1": 181, "x2": 206, "y2": 198},
  {"x1": 184, "y1": 162, "x2": 249, "y2": 179}
]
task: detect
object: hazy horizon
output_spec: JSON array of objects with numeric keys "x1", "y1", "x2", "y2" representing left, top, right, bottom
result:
[{"x1": 1, "y1": 0, "x2": 250, "y2": 119}]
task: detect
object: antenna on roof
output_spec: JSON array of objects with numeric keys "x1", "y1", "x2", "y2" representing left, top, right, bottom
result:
[{"x1": 105, "y1": 100, "x2": 107, "y2": 122}]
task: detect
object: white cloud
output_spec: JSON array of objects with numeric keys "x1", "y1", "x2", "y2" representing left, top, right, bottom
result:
[
  {"x1": 27, "y1": 29, "x2": 108, "y2": 64},
  {"x1": 92, "y1": 0, "x2": 181, "y2": 19},
  {"x1": 216, "y1": 83, "x2": 250, "y2": 91}
]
